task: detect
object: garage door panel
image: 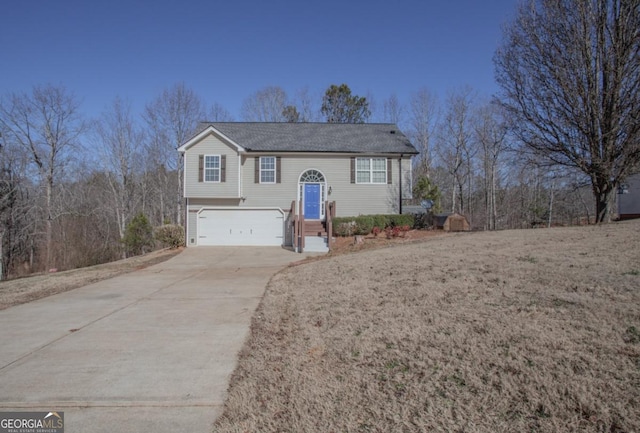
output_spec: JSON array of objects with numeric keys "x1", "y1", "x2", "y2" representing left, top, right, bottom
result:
[{"x1": 198, "y1": 209, "x2": 283, "y2": 246}]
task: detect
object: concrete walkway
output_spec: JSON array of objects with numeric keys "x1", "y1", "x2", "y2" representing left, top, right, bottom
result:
[{"x1": 0, "y1": 247, "x2": 309, "y2": 433}]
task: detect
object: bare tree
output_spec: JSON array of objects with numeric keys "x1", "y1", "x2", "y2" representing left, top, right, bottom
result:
[
  {"x1": 474, "y1": 103, "x2": 508, "y2": 230},
  {"x1": 409, "y1": 88, "x2": 439, "y2": 178},
  {"x1": 144, "y1": 83, "x2": 205, "y2": 225},
  {"x1": 436, "y1": 89, "x2": 476, "y2": 215},
  {"x1": 207, "y1": 102, "x2": 234, "y2": 122},
  {"x1": 495, "y1": 0, "x2": 640, "y2": 222},
  {"x1": 0, "y1": 129, "x2": 33, "y2": 279},
  {"x1": 0, "y1": 84, "x2": 84, "y2": 270},
  {"x1": 382, "y1": 94, "x2": 405, "y2": 125},
  {"x1": 293, "y1": 87, "x2": 320, "y2": 122},
  {"x1": 241, "y1": 86, "x2": 288, "y2": 122},
  {"x1": 94, "y1": 97, "x2": 144, "y2": 257}
]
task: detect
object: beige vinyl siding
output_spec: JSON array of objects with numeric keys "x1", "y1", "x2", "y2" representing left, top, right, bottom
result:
[
  {"x1": 241, "y1": 154, "x2": 413, "y2": 216},
  {"x1": 184, "y1": 133, "x2": 240, "y2": 198}
]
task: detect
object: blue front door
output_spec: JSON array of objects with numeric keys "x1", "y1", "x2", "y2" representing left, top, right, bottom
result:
[{"x1": 304, "y1": 184, "x2": 321, "y2": 219}]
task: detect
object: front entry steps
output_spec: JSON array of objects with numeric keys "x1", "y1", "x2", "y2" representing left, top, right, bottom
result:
[
  {"x1": 302, "y1": 221, "x2": 329, "y2": 253},
  {"x1": 304, "y1": 236, "x2": 329, "y2": 253}
]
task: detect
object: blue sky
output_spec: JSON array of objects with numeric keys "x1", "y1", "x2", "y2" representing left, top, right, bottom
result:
[{"x1": 1, "y1": 0, "x2": 519, "y2": 121}]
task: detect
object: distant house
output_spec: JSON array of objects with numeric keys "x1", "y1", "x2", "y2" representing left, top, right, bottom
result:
[
  {"x1": 178, "y1": 122, "x2": 418, "y2": 250},
  {"x1": 618, "y1": 173, "x2": 640, "y2": 220}
]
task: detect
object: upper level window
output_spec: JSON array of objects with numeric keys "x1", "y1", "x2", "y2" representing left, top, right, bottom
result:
[
  {"x1": 356, "y1": 157, "x2": 387, "y2": 184},
  {"x1": 204, "y1": 155, "x2": 220, "y2": 182},
  {"x1": 260, "y1": 156, "x2": 276, "y2": 183}
]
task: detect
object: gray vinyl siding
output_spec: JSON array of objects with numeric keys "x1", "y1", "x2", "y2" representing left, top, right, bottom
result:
[
  {"x1": 185, "y1": 150, "x2": 414, "y2": 245},
  {"x1": 184, "y1": 133, "x2": 240, "y2": 198},
  {"x1": 240, "y1": 154, "x2": 413, "y2": 216}
]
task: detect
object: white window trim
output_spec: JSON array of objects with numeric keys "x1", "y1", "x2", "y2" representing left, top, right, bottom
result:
[
  {"x1": 356, "y1": 157, "x2": 387, "y2": 184},
  {"x1": 204, "y1": 154, "x2": 221, "y2": 183},
  {"x1": 260, "y1": 156, "x2": 276, "y2": 184}
]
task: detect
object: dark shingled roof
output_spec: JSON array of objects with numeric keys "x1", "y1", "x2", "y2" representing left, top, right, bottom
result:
[{"x1": 196, "y1": 122, "x2": 418, "y2": 154}]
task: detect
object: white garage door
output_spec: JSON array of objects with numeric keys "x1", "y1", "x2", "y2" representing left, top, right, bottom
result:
[{"x1": 197, "y1": 208, "x2": 284, "y2": 246}]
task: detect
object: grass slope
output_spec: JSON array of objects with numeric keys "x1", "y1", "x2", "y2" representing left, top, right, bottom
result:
[{"x1": 214, "y1": 221, "x2": 640, "y2": 433}]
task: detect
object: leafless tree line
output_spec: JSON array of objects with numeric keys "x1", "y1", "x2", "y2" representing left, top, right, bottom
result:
[
  {"x1": 378, "y1": 87, "x2": 597, "y2": 232},
  {"x1": 0, "y1": 83, "x2": 213, "y2": 279}
]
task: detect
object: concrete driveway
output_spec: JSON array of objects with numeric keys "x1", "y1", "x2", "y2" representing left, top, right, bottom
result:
[{"x1": 0, "y1": 247, "x2": 309, "y2": 433}]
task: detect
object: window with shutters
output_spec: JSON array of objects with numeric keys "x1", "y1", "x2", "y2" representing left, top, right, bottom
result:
[
  {"x1": 204, "y1": 155, "x2": 221, "y2": 182},
  {"x1": 260, "y1": 156, "x2": 276, "y2": 184},
  {"x1": 356, "y1": 157, "x2": 387, "y2": 184}
]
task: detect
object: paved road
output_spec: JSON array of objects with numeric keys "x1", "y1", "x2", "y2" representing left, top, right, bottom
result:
[{"x1": 0, "y1": 247, "x2": 309, "y2": 433}]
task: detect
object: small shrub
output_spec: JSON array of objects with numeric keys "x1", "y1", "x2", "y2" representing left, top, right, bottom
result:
[
  {"x1": 354, "y1": 216, "x2": 374, "y2": 235},
  {"x1": 123, "y1": 213, "x2": 154, "y2": 257},
  {"x1": 413, "y1": 212, "x2": 434, "y2": 229},
  {"x1": 371, "y1": 215, "x2": 388, "y2": 230},
  {"x1": 384, "y1": 227, "x2": 392, "y2": 239},
  {"x1": 331, "y1": 214, "x2": 416, "y2": 236},
  {"x1": 386, "y1": 214, "x2": 415, "y2": 228},
  {"x1": 372, "y1": 226, "x2": 382, "y2": 237},
  {"x1": 333, "y1": 218, "x2": 357, "y2": 236},
  {"x1": 154, "y1": 224, "x2": 185, "y2": 248},
  {"x1": 385, "y1": 226, "x2": 402, "y2": 239},
  {"x1": 332, "y1": 216, "x2": 374, "y2": 236},
  {"x1": 384, "y1": 225, "x2": 410, "y2": 239}
]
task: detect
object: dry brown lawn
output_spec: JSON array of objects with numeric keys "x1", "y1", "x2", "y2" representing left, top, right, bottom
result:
[
  {"x1": 214, "y1": 221, "x2": 640, "y2": 433},
  {"x1": 0, "y1": 248, "x2": 182, "y2": 310}
]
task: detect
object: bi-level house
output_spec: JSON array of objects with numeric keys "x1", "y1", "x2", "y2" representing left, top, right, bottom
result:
[{"x1": 178, "y1": 122, "x2": 418, "y2": 251}]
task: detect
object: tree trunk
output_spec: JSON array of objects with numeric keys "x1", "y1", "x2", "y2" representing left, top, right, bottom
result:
[
  {"x1": 491, "y1": 163, "x2": 498, "y2": 230},
  {"x1": 457, "y1": 181, "x2": 465, "y2": 214},
  {"x1": 0, "y1": 231, "x2": 4, "y2": 281},
  {"x1": 547, "y1": 182, "x2": 554, "y2": 228},
  {"x1": 485, "y1": 159, "x2": 491, "y2": 230},
  {"x1": 119, "y1": 208, "x2": 127, "y2": 260},
  {"x1": 591, "y1": 170, "x2": 616, "y2": 223},
  {"x1": 176, "y1": 154, "x2": 184, "y2": 226},
  {"x1": 593, "y1": 182, "x2": 614, "y2": 223},
  {"x1": 46, "y1": 178, "x2": 53, "y2": 270},
  {"x1": 451, "y1": 183, "x2": 457, "y2": 214}
]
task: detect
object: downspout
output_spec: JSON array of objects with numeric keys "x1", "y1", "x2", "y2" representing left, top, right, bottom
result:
[
  {"x1": 399, "y1": 155, "x2": 403, "y2": 214},
  {"x1": 182, "y1": 150, "x2": 188, "y2": 245},
  {"x1": 238, "y1": 151, "x2": 243, "y2": 203},
  {"x1": 185, "y1": 197, "x2": 189, "y2": 246}
]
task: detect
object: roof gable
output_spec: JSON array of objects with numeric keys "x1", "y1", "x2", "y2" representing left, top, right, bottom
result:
[
  {"x1": 181, "y1": 122, "x2": 418, "y2": 155},
  {"x1": 177, "y1": 125, "x2": 246, "y2": 153}
]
